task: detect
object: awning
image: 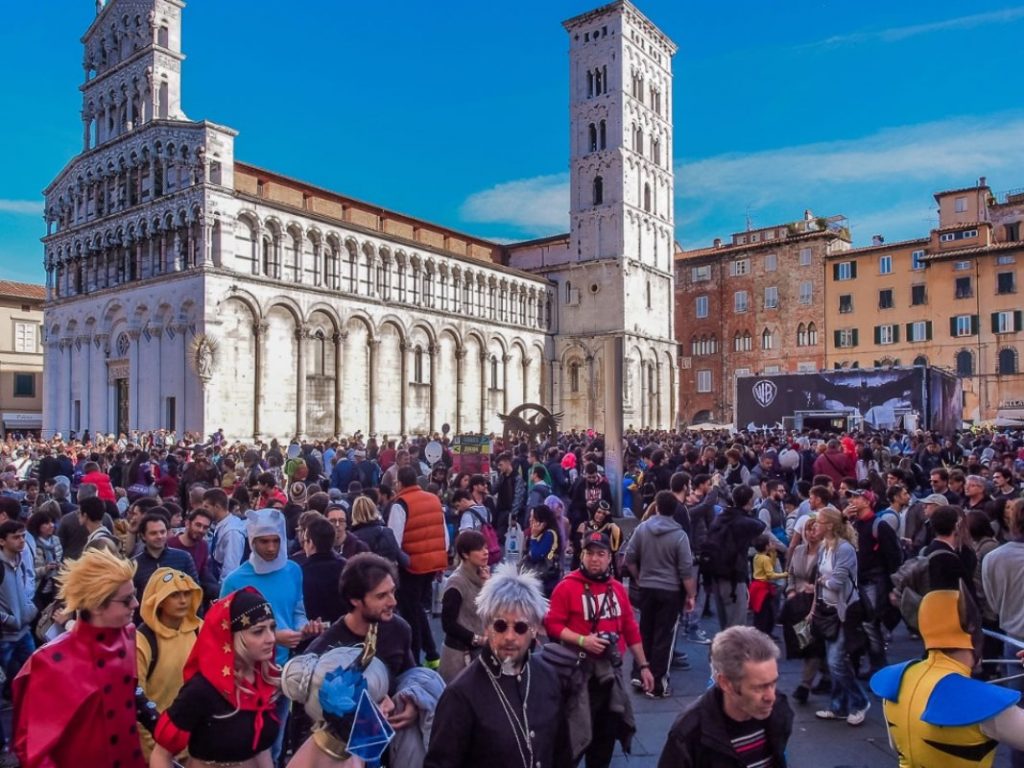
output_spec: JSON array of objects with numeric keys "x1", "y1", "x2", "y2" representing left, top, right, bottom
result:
[
  {"x1": 2, "y1": 413, "x2": 42, "y2": 429},
  {"x1": 995, "y1": 408, "x2": 1024, "y2": 427}
]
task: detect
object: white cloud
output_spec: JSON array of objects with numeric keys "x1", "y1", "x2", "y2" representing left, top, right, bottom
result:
[
  {"x1": 460, "y1": 173, "x2": 569, "y2": 234},
  {"x1": 0, "y1": 199, "x2": 43, "y2": 215},
  {"x1": 808, "y1": 7, "x2": 1024, "y2": 47}
]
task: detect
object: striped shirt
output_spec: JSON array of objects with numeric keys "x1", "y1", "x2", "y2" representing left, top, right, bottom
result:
[{"x1": 724, "y1": 714, "x2": 775, "y2": 768}]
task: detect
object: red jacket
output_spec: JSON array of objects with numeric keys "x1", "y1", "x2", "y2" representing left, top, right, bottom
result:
[
  {"x1": 544, "y1": 570, "x2": 641, "y2": 657},
  {"x1": 79, "y1": 470, "x2": 116, "y2": 503},
  {"x1": 813, "y1": 450, "x2": 853, "y2": 488}
]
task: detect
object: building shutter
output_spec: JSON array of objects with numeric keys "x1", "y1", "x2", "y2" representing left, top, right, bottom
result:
[
  {"x1": 893, "y1": 325, "x2": 900, "y2": 343},
  {"x1": 992, "y1": 312, "x2": 1000, "y2": 333},
  {"x1": 1016, "y1": 311, "x2": 1023, "y2": 332},
  {"x1": 971, "y1": 315, "x2": 980, "y2": 335},
  {"x1": 832, "y1": 264, "x2": 840, "y2": 280},
  {"x1": 834, "y1": 330, "x2": 841, "y2": 348},
  {"x1": 852, "y1": 329, "x2": 859, "y2": 347},
  {"x1": 906, "y1": 323, "x2": 914, "y2": 341},
  {"x1": 874, "y1": 326, "x2": 881, "y2": 344},
  {"x1": 850, "y1": 262, "x2": 858, "y2": 279},
  {"x1": 950, "y1": 317, "x2": 957, "y2": 337},
  {"x1": 926, "y1": 321, "x2": 933, "y2": 340}
]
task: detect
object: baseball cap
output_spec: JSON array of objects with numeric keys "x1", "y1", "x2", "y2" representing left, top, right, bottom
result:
[
  {"x1": 327, "y1": 488, "x2": 344, "y2": 501},
  {"x1": 921, "y1": 493, "x2": 948, "y2": 506},
  {"x1": 582, "y1": 531, "x2": 611, "y2": 551}
]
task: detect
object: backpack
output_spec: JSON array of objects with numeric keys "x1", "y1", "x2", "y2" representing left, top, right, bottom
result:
[
  {"x1": 891, "y1": 550, "x2": 943, "y2": 631},
  {"x1": 469, "y1": 508, "x2": 503, "y2": 566},
  {"x1": 136, "y1": 622, "x2": 199, "y2": 679},
  {"x1": 697, "y1": 518, "x2": 740, "y2": 582}
]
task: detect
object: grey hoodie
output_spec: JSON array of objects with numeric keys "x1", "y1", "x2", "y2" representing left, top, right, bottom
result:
[
  {"x1": 624, "y1": 514, "x2": 694, "y2": 592},
  {"x1": 0, "y1": 553, "x2": 37, "y2": 641}
]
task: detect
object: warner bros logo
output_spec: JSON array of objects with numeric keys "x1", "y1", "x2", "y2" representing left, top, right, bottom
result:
[{"x1": 752, "y1": 380, "x2": 778, "y2": 408}]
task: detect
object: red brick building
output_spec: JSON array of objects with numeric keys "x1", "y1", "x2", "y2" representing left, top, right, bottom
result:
[{"x1": 674, "y1": 212, "x2": 851, "y2": 425}]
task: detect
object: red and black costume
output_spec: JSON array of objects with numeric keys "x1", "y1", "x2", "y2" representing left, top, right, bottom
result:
[
  {"x1": 13, "y1": 620, "x2": 147, "y2": 768},
  {"x1": 153, "y1": 587, "x2": 281, "y2": 763}
]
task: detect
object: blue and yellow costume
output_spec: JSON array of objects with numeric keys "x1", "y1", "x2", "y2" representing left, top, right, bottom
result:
[{"x1": 870, "y1": 590, "x2": 1021, "y2": 768}]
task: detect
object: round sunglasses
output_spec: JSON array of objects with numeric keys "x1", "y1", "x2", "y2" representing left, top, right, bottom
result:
[{"x1": 491, "y1": 619, "x2": 531, "y2": 635}]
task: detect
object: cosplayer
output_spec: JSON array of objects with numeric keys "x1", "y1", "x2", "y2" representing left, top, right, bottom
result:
[
  {"x1": 870, "y1": 589, "x2": 1024, "y2": 767},
  {"x1": 136, "y1": 567, "x2": 203, "y2": 759},
  {"x1": 149, "y1": 587, "x2": 280, "y2": 768},
  {"x1": 12, "y1": 547, "x2": 146, "y2": 768}
]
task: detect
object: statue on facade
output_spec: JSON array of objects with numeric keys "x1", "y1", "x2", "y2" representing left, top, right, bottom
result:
[{"x1": 190, "y1": 333, "x2": 217, "y2": 383}]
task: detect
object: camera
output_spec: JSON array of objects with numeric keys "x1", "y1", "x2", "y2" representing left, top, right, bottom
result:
[{"x1": 596, "y1": 631, "x2": 621, "y2": 667}]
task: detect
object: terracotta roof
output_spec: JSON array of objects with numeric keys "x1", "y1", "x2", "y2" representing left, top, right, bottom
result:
[
  {"x1": 676, "y1": 229, "x2": 843, "y2": 260},
  {"x1": 934, "y1": 185, "x2": 990, "y2": 200},
  {"x1": 920, "y1": 240, "x2": 1024, "y2": 261},
  {"x1": 823, "y1": 236, "x2": 929, "y2": 259},
  {"x1": 0, "y1": 280, "x2": 45, "y2": 301}
]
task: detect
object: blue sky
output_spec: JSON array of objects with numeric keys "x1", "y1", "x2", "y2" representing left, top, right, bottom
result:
[{"x1": 2, "y1": 1, "x2": 1024, "y2": 284}]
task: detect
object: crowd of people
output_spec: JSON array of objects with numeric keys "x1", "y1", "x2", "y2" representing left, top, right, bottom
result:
[{"x1": 0, "y1": 424, "x2": 1023, "y2": 767}]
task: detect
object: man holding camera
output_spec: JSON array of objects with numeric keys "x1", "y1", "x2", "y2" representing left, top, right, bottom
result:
[{"x1": 545, "y1": 531, "x2": 651, "y2": 768}]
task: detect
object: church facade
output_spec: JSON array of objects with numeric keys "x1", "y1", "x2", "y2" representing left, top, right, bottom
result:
[{"x1": 42, "y1": 0, "x2": 678, "y2": 440}]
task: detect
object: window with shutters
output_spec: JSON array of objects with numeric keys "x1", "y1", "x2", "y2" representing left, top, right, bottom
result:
[
  {"x1": 729, "y1": 259, "x2": 750, "y2": 277},
  {"x1": 911, "y1": 284, "x2": 927, "y2": 305},
  {"x1": 876, "y1": 325, "x2": 896, "y2": 345},
  {"x1": 839, "y1": 294, "x2": 853, "y2": 313},
  {"x1": 956, "y1": 349, "x2": 974, "y2": 376},
  {"x1": 878, "y1": 289, "x2": 894, "y2": 309},
  {"x1": 696, "y1": 369, "x2": 712, "y2": 393},
  {"x1": 695, "y1": 295, "x2": 709, "y2": 318},
  {"x1": 998, "y1": 348, "x2": 1018, "y2": 374},
  {"x1": 764, "y1": 286, "x2": 778, "y2": 309},
  {"x1": 955, "y1": 277, "x2": 972, "y2": 299},
  {"x1": 911, "y1": 250, "x2": 926, "y2": 270},
  {"x1": 952, "y1": 315, "x2": 977, "y2": 337},
  {"x1": 835, "y1": 329, "x2": 858, "y2": 348},
  {"x1": 691, "y1": 265, "x2": 711, "y2": 283},
  {"x1": 908, "y1": 321, "x2": 932, "y2": 342},
  {"x1": 879, "y1": 255, "x2": 892, "y2": 275},
  {"x1": 799, "y1": 281, "x2": 812, "y2": 305},
  {"x1": 998, "y1": 272, "x2": 1016, "y2": 294},
  {"x1": 765, "y1": 253, "x2": 777, "y2": 272},
  {"x1": 734, "y1": 291, "x2": 749, "y2": 313},
  {"x1": 993, "y1": 310, "x2": 1023, "y2": 334},
  {"x1": 761, "y1": 328, "x2": 774, "y2": 350},
  {"x1": 799, "y1": 248, "x2": 812, "y2": 266},
  {"x1": 954, "y1": 260, "x2": 972, "y2": 271},
  {"x1": 13, "y1": 322, "x2": 36, "y2": 353},
  {"x1": 835, "y1": 261, "x2": 854, "y2": 281}
]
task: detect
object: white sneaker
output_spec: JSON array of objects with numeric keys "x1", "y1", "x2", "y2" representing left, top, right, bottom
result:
[{"x1": 847, "y1": 701, "x2": 871, "y2": 726}]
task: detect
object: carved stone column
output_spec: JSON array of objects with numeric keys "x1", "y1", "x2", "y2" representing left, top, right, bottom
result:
[
  {"x1": 333, "y1": 331, "x2": 346, "y2": 437},
  {"x1": 428, "y1": 343, "x2": 438, "y2": 434},
  {"x1": 399, "y1": 341, "x2": 409, "y2": 436},
  {"x1": 252, "y1": 322, "x2": 267, "y2": 439},
  {"x1": 479, "y1": 351, "x2": 488, "y2": 434},
  {"x1": 522, "y1": 356, "x2": 531, "y2": 403},
  {"x1": 367, "y1": 339, "x2": 380, "y2": 435},
  {"x1": 295, "y1": 325, "x2": 309, "y2": 438},
  {"x1": 586, "y1": 354, "x2": 597, "y2": 426},
  {"x1": 455, "y1": 348, "x2": 466, "y2": 433},
  {"x1": 502, "y1": 353, "x2": 511, "y2": 417}
]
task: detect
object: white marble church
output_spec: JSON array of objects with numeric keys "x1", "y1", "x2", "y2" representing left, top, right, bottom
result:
[{"x1": 42, "y1": 0, "x2": 678, "y2": 440}]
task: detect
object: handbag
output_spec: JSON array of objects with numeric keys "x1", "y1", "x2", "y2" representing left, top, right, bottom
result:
[
  {"x1": 792, "y1": 617, "x2": 814, "y2": 651},
  {"x1": 810, "y1": 589, "x2": 841, "y2": 642}
]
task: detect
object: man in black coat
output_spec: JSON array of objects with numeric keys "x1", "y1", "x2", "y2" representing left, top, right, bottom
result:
[
  {"x1": 299, "y1": 517, "x2": 346, "y2": 624},
  {"x1": 659, "y1": 626, "x2": 793, "y2": 768}
]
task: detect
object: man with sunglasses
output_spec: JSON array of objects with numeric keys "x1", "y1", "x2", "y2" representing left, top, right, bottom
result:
[{"x1": 546, "y1": 531, "x2": 649, "y2": 768}]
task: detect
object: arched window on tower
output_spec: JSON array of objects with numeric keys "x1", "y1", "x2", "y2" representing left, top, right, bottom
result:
[
  {"x1": 635, "y1": 126, "x2": 644, "y2": 154},
  {"x1": 646, "y1": 280, "x2": 652, "y2": 309},
  {"x1": 314, "y1": 330, "x2": 326, "y2": 375},
  {"x1": 762, "y1": 328, "x2": 774, "y2": 350},
  {"x1": 587, "y1": 71, "x2": 594, "y2": 98},
  {"x1": 599, "y1": 120, "x2": 607, "y2": 149},
  {"x1": 594, "y1": 68, "x2": 603, "y2": 95},
  {"x1": 807, "y1": 323, "x2": 818, "y2": 346},
  {"x1": 643, "y1": 183, "x2": 652, "y2": 213},
  {"x1": 593, "y1": 176, "x2": 603, "y2": 206},
  {"x1": 652, "y1": 139, "x2": 661, "y2": 166},
  {"x1": 797, "y1": 323, "x2": 807, "y2": 347},
  {"x1": 490, "y1": 355, "x2": 499, "y2": 389},
  {"x1": 569, "y1": 361, "x2": 581, "y2": 393},
  {"x1": 413, "y1": 345, "x2": 424, "y2": 383},
  {"x1": 588, "y1": 123, "x2": 597, "y2": 153},
  {"x1": 956, "y1": 349, "x2": 974, "y2": 376}
]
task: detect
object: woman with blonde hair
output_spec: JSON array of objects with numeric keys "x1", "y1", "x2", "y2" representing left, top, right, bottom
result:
[
  {"x1": 813, "y1": 505, "x2": 870, "y2": 726},
  {"x1": 149, "y1": 587, "x2": 280, "y2": 768},
  {"x1": 13, "y1": 548, "x2": 146, "y2": 767},
  {"x1": 349, "y1": 496, "x2": 406, "y2": 566}
]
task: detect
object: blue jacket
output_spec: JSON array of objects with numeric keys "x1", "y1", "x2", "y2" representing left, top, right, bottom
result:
[{"x1": 221, "y1": 559, "x2": 308, "y2": 665}]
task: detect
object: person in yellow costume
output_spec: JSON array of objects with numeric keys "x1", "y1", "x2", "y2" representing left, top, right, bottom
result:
[
  {"x1": 870, "y1": 589, "x2": 1024, "y2": 767},
  {"x1": 136, "y1": 567, "x2": 203, "y2": 759}
]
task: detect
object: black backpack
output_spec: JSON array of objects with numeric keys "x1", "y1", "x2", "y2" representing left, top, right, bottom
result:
[{"x1": 697, "y1": 518, "x2": 739, "y2": 582}]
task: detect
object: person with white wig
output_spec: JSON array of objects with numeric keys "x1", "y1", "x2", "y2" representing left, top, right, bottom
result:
[{"x1": 424, "y1": 563, "x2": 569, "y2": 768}]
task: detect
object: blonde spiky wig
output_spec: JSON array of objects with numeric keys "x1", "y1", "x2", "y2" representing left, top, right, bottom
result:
[
  {"x1": 58, "y1": 547, "x2": 136, "y2": 614},
  {"x1": 475, "y1": 561, "x2": 549, "y2": 625}
]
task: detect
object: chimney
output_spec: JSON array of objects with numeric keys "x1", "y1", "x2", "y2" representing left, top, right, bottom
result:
[
  {"x1": 713, "y1": 238, "x2": 722, "y2": 248},
  {"x1": 872, "y1": 235, "x2": 884, "y2": 246},
  {"x1": 979, "y1": 176, "x2": 987, "y2": 187},
  {"x1": 804, "y1": 210, "x2": 814, "y2": 221}
]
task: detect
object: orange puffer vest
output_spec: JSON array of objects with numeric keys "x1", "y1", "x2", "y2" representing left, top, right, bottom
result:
[{"x1": 397, "y1": 486, "x2": 448, "y2": 574}]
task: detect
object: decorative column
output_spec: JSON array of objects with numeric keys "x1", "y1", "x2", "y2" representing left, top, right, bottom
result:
[
  {"x1": 502, "y1": 354, "x2": 511, "y2": 416},
  {"x1": 586, "y1": 354, "x2": 597, "y2": 426},
  {"x1": 128, "y1": 329, "x2": 142, "y2": 430},
  {"x1": 93, "y1": 334, "x2": 110, "y2": 434},
  {"x1": 522, "y1": 356, "x2": 531, "y2": 402},
  {"x1": 199, "y1": 214, "x2": 213, "y2": 267},
  {"x1": 399, "y1": 341, "x2": 409, "y2": 436},
  {"x1": 252, "y1": 322, "x2": 267, "y2": 438},
  {"x1": 332, "y1": 331, "x2": 346, "y2": 437},
  {"x1": 295, "y1": 325, "x2": 308, "y2": 438},
  {"x1": 655, "y1": 359, "x2": 663, "y2": 428},
  {"x1": 479, "y1": 350, "x2": 488, "y2": 434},
  {"x1": 367, "y1": 339, "x2": 380, "y2": 435},
  {"x1": 455, "y1": 348, "x2": 466, "y2": 433},
  {"x1": 428, "y1": 343, "x2": 438, "y2": 434}
]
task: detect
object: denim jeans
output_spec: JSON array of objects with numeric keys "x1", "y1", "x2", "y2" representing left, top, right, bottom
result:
[
  {"x1": 0, "y1": 632, "x2": 35, "y2": 682},
  {"x1": 825, "y1": 627, "x2": 867, "y2": 714},
  {"x1": 270, "y1": 692, "x2": 290, "y2": 764},
  {"x1": 859, "y1": 579, "x2": 888, "y2": 670},
  {"x1": 711, "y1": 579, "x2": 749, "y2": 632}
]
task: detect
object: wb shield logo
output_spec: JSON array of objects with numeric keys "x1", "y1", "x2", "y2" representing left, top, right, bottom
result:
[{"x1": 752, "y1": 380, "x2": 777, "y2": 408}]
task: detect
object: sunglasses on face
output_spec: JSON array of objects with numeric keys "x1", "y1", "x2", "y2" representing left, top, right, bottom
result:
[{"x1": 492, "y1": 619, "x2": 531, "y2": 635}]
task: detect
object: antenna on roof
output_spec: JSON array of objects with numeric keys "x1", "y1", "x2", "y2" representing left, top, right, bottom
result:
[{"x1": 745, "y1": 205, "x2": 753, "y2": 232}]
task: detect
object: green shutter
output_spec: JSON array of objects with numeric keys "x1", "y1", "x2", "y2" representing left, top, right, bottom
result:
[
  {"x1": 972, "y1": 315, "x2": 980, "y2": 335},
  {"x1": 926, "y1": 321, "x2": 933, "y2": 340},
  {"x1": 834, "y1": 330, "x2": 841, "y2": 347},
  {"x1": 893, "y1": 325, "x2": 900, "y2": 343},
  {"x1": 852, "y1": 329, "x2": 859, "y2": 347},
  {"x1": 906, "y1": 323, "x2": 913, "y2": 341},
  {"x1": 832, "y1": 264, "x2": 840, "y2": 280},
  {"x1": 874, "y1": 326, "x2": 881, "y2": 344},
  {"x1": 1016, "y1": 311, "x2": 1023, "y2": 332},
  {"x1": 851, "y1": 262, "x2": 858, "y2": 279},
  {"x1": 950, "y1": 317, "x2": 957, "y2": 337},
  {"x1": 992, "y1": 312, "x2": 1000, "y2": 333}
]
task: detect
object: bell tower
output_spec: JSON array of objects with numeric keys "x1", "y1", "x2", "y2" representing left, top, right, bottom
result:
[{"x1": 80, "y1": 0, "x2": 188, "y2": 152}]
